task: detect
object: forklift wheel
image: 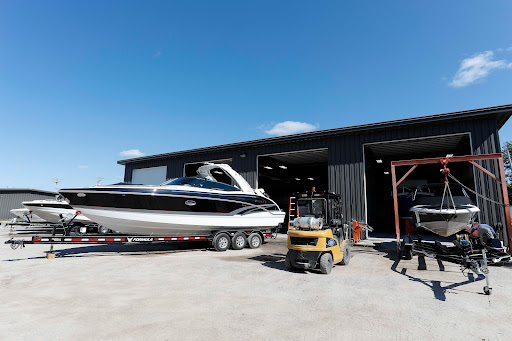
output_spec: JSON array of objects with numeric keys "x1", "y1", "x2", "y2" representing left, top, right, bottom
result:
[
  {"x1": 319, "y1": 253, "x2": 333, "y2": 274},
  {"x1": 285, "y1": 252, "x2": 293, "y2": 270},
  {"x1": 341, "y1": 242, "x2": 351, "y2": 265}
]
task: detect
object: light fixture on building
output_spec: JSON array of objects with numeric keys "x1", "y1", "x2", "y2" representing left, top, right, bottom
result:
[
  {"x1": 278, "y1": 165, "x2": 287, "y2": 169},
  {"x1": 376, "y1": 159, "x2": 383, "y2": 164},
  {"x1": 240, "y1": 151, "x2": 247, "y2": 158},
  {"x1": 308, "y1": 177, "x2": 314, "y2": 180},
  {"x1": 384, "y1": 171, "x2": 389, "y2": 175},
  {"x1": 295, "y1": 178, "x2": 301, "y2": 181},
  {"x1": 263, "y1": 166, "x2": 272, "y2": 170}
]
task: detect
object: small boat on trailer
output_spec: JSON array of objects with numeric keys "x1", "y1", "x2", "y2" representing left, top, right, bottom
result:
[{"x1": 409, "y1": 184, "x2": 480, "y2": 237}]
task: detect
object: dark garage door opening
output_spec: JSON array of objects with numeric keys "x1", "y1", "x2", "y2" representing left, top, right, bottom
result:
[
  {"x1": 364, "y1": 134, "x2": 476, "y2": 236},
  {"x1": 258, "y1": 149, "x2": 328, "y2": 228}
]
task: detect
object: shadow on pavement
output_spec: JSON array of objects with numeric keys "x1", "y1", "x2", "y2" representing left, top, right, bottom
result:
[
  {"x1": 3, "y1": 241, "x2": 211, "y2": 261},
  {"x1": 248, "y1": 253, "x2": 309, "y2": 274},
  {"x1": 376, "y1": 241, "x2": 484, "y2": 301}
]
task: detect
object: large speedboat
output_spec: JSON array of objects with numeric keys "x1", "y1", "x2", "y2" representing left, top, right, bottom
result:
[
  {"x1": 59, "y1": 163, "x2": 286, "y2": 236},
  {"x1": 22, "y1": 196, "x2": 93, "y2": 224},
  {"x1": 409, "y1": 184, "x2": 480, "y2": 237}
]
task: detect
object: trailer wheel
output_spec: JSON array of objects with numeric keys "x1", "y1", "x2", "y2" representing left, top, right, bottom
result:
[
  {"x1": 213, "y1": 233, "x2": 231, "y2": 252},
  {"x1": 340, "y1": 242, "x2": 351, "y2": 265},
  {"x1": 248, "y1": 233, "x2": 262, "y2": 249},
  {"x1": 231, "y1": 232, "x2": 247, "y2": 250},
  {"x1": 319, "y1": 253, "x2": 333, "y2": 274},
  {"x1": 285, "y1": 252, "x2": 293, "y2": 270},
  {"x1": 98, "y1": 225, "x2": 110, "y2": 235},
  {"x1": 484, "y1": 286, "x2": 492, "y2": 295}
]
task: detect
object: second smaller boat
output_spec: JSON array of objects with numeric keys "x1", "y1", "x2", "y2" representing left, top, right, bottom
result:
[{"x1": 409, "y1": 184, "x2": 480, "y2": 237}]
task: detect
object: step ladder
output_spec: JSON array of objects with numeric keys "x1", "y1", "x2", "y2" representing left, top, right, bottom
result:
[{"x1": 287, "y1": 196, "x2": 297, "y2": 230}]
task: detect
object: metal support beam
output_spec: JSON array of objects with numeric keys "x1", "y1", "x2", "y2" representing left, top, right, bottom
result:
[
  {"x1": 391, "y1": 164, "x2": 401, "y2": 250},
  {"x1": 469, "y1": 160, "x2": 502, "y2": 184},
  {"x1": 397, "y1": 164, "x2": 418, "y2": 187},
  {"x1": 392, "y1": 153, "x2": 504, "y2": 167}
]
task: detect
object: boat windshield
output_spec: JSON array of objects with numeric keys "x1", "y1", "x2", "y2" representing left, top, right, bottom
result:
[
  {"x1": 162, "y1": 177, "x2": 240, "y2": 191},
  {"x1": 297, "y1": 198, "x2": 327, "y2": 220}
]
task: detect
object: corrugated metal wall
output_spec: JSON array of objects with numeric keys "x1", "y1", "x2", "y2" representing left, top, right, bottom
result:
[
  {"x1": 123, "y1": 115, "x2": 507, "y2": 241},
  {"x1": 0, "y1": 190, "x2": 57, "y2": 220}
]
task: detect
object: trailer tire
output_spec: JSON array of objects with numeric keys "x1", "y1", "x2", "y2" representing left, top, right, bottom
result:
[
  {"x1": 285, "y1": 252, "x2": 293, "y2": 270},
  {"x1": 319, "y1": 253, "x2": 333, "y2": 274},
  {"x1": 231, "y1": 232, "x2": 247, "y2": 250},
  {"x1": 248, "y1": 233, "x2": 262, "y2": 249},
  {"x1": 98, "y1": 225, "x2": 110, "y2": 235},
  {"x1": 213, "y1": 233, "x2": 231, "y2": 252}
]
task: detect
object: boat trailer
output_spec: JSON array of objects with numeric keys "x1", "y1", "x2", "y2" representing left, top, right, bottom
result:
[
  {"x1": 5, "y1": 228, "x2": 277, "y2": 257},
  {"x1": 401, "y1": 228, "x2": 511, "y2": 295}
]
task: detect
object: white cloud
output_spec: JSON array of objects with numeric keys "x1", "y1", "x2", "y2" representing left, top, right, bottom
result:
[
  {"x1": 120, "y1": 149, "x2": 145, "y2": 158},
  {"x1": 77, "y1": 165, "x2": 89, "y2": 169},
  {"x1": 496, "y1": 46, "x2": 512, "y2": 52},
  {"x1": 265, "y1": 121, "x2": 319, "y2": 136},
  {"x1": 449, "y1": 51, "x2": 512, "y2": 87}
]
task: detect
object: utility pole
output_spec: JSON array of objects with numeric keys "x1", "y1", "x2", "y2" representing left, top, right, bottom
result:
[{"x1": 52, "y1": 178, "x2": 62, "y2": 191}]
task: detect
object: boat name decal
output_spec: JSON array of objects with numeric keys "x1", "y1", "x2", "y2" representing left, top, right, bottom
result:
[{"x1": 127, "y1": 237, "x2": 154, "y2": 242}]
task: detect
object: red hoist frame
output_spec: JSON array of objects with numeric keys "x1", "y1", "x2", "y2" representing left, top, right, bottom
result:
[{"x1": 391, "y1": 153, "x2": 512, "y2": 253}]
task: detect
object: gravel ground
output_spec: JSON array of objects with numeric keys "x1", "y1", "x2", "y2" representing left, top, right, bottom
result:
[{"x1": 1, "y1": 224, "x2": 512, "y2": 341}]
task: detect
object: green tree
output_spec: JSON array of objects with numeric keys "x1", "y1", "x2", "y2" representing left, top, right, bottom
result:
[{"x1": 501, "y1": 141, "x2": 512, "y2": 191}]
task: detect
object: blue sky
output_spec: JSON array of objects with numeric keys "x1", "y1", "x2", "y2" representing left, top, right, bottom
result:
[{"x1": 1, "y1": 1, "x2": 511, "y2": 191}]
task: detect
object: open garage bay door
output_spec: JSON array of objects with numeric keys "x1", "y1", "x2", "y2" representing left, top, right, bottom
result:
[
  {"x1": 364, "y1": 133, "x2": 475, "y2": 236},
  {"x1": 258, "y1": 149, "x2": 328, "y2": 229},
  {"x1": 132, "y1": 166, "x2": 167, "y2": 185}
]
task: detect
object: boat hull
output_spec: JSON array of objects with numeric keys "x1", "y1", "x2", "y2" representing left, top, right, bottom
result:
[
  {"x1": 10, "y1": 208, "x2": 46, "y2": 223},
  {"x1": 22, "y1": 202, "x2": 92, "y2": 224},
  {"x1": 72, "y1": 206, "x2": 286, "y2": 236},
  {"x1": 410, "y1": 206, "x2": 479, "y2": 237}
]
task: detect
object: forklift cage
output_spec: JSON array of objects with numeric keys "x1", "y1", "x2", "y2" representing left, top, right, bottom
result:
[{"x1": 391, "y1": 153, "x2": 512, "y2": 252}]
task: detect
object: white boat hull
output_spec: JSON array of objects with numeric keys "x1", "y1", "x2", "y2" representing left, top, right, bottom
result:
[
  {"x1": 23, "y1": 205, "x2": 91, "y2": 224},
  {"x1": 74, "y1": 206, "x2": 286, "y2": 236},
  {"x1": 410, "y1": 206, "x2": 479, "y2": 237},
  {"x1": 10, "y1": 208, "x2": 46, "y2": 223}
]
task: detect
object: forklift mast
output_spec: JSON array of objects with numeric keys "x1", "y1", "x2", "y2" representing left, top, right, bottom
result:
[{"x1": 293, "y1": 190, "x2": 343, "y2": 228}]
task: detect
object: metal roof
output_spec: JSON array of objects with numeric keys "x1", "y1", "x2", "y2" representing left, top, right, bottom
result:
[
  {"x1": 118, "y1": 104, "x2": 512, "y2": 165},
  {"x1": 365, "y1": 133, "x2": 470, "y2": 159}
]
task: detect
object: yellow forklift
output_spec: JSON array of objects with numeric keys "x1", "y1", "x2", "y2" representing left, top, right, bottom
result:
[{"x1": 285, "y1": 190, "x2": 351, "y2": 274}]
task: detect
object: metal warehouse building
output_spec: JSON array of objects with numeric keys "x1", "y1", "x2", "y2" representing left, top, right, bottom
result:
[
  {"x1": 118, "y1": 105, "x2": 512, "y2": 241},
  {"x1": 0, "y1": 188, "x2": 57, "y2": 220}
]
